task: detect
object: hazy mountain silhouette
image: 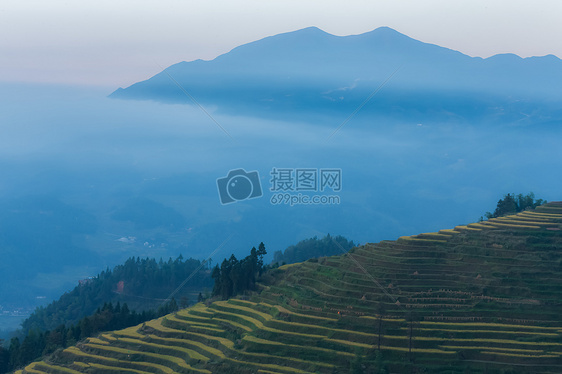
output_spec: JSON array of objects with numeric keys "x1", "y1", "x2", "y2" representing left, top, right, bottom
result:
[{"x1": 110, "y1": 26, "x2": 562, "y2": 125}]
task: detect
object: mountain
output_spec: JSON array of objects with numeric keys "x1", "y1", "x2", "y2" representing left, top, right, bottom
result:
[
  {"x1": 20, "y1": 255, "x2": 213, "y2": 334},
  {"x1": 272, "y1": 234, "x2": 355, "y2": 265},
  {"x1": 20, "y1": 202, "x2": 562, "y2": 373},
  {"x1": 110, "y1": 26, "x2": 562, "y2": 125}
]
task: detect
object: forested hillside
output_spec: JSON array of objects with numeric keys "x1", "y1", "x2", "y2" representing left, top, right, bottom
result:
[
  {"x1": 272, "y1": 234, "x2": 355, "y2": 265},
  {"x1": 1, "y1": 299, "x2": 179, "y2": 373},
  {"x1": 22, "y1": 256, "x2": 213, "y2": 333},
  {"x1": 0, "y1": 256, "x2": 213, "y2": 373}
]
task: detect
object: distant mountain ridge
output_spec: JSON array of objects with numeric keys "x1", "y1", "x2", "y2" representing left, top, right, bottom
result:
[{"x1": 110, "y1": 26, "x2": 562, "y2": 125}]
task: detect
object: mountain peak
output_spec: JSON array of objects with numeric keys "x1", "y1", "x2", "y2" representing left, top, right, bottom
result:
[
  {"x1": 110, "y1": 26, "x2": 562, "y2": 119},
  {"x1": 294, "y1": 26, "x2": 328, "y2": 34},
  {"x1": 371, "y1": 25, "x2": 404, "y2": 34},
  {"x1": 355, "y1": 26, "x2": 412, "y2": 39}
]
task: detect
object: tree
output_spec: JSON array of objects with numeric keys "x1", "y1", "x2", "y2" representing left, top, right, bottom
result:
[
  {"x1": 211, "y1": 265, "x2": 221, "y2": 297},
  {"x1": 485, "y1": 192, "x2": 546, "y2": 219},
  {"x1": 8, "y1": 337, "x2": 21, "y2": 370},
  {"x1": 66, "y1": 327, "x2": 78, "y2": 347},
  {"x1": 180, "y1": 296, "x2": 189, "y2": 309},
  {"x1": 79, "y1": 317, "x2": 93, "y2": 340},
  {"x1": 168, "y1": 298, "x2": 178, "y2": 313},
  {"x1": 219, "y1": 257, "x2": 234, "y2": 299},
  {"x1": 43, "y1": 325, "x2": 66, "y2": 355},
  {"x1": 211, "y1": 243, "x2": 268, "y2": 299},
  {"x1": 516, "y1": 192, "x2": 546, "y2": 211},
  {"x1": 486, "y1": 193, "x2": 517, "y2": 219},
  {"x1": 0, "y1": 340, "x2": 9, "y2": 373},
  {"x1": 228, "y1": 255, "x2": 242, "y2": 296},
  {"x1": 257, "y1": 242, "x2": 266, "y2": 273}
]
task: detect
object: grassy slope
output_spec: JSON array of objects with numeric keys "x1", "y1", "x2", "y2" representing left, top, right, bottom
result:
[{"x1": 18, "y1": 203, "x2": 562, "y2": 373}]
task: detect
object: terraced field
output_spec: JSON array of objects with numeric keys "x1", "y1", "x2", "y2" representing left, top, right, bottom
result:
[{"x1": 18, "y1": 203, "x2": 562, "y2": 373}]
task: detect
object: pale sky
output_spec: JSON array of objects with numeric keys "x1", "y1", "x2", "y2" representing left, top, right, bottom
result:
[{"x1": 1, "y1": 0, "x2": 561, "y2": 88}]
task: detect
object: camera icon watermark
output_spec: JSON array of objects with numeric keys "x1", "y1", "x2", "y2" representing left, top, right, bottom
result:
[{"x1": 216, "y1": 168, "x2": 263, "y2": 205}]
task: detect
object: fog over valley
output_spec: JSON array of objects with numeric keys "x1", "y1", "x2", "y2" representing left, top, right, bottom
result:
[{"x1": 1, "y1": 76, "x2": 561, "y2": 334}]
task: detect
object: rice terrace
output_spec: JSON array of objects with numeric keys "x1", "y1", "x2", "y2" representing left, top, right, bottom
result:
[{"x1": 17, "y1": 202, "x2": 562, "y2": 373}]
